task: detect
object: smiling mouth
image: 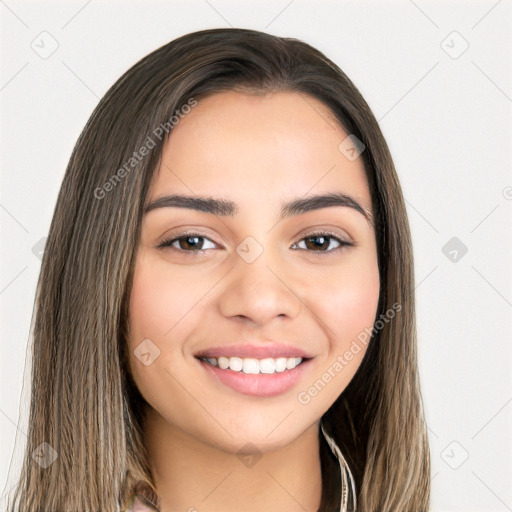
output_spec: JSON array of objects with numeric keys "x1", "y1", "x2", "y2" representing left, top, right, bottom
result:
[{"x1": 198, "y1": 356, "x2": 308, "y2": 375}]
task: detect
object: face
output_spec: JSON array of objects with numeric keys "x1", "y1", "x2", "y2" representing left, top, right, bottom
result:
[{"x1": 127, "y1": 90, "x2": 380, "y2": 453}]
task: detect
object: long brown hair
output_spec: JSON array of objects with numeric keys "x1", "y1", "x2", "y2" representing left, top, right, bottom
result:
[{"x1": 5, "y1": 28, "x2": 430, "y2": 511}]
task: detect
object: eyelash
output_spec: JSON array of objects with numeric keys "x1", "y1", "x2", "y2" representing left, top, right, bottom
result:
[{"x1": 157, "y1": 231, "x2": 354, "y2": 255}]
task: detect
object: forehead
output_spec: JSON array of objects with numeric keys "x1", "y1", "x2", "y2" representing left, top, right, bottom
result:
[{"x1": 150, "y1": 90, "x2": 370, "y2": 207}]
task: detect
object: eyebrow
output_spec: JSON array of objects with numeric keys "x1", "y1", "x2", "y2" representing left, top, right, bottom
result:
[{"x1": 144, "y1": 193, "x2": 372, "y2": 224}]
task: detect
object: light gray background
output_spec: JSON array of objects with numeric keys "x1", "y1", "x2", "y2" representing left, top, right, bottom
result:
[{"x1": 1, "y1": 1, "x2": 511, "y2": 510}]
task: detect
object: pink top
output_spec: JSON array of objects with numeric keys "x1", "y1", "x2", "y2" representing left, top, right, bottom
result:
[{"x1": 124, "y1": 493, "x2": 159, "y2": 512}]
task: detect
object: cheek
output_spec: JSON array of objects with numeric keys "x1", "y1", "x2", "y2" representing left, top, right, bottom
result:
[
  {"x1": 129, "y1": 266, "x2": 169, "y2": 337},
  {"x1": 127, "y1": 251, "x2": 223, "y2": 380},
  {"x1": 128, "y1": 253, "x2": 204, "y2": 340},
  {"x1": 127, "y1": 255, "x2": 190, "y2": 386},
  {"x1": 127, "y1": 254, "x2": 197, "y2": 406},
  {"x1": 292, "y1": 252, "x2": 380, "y2": 413},
  {"x1": 307, "y1": 253, "x2": 380, "y2": 352}
]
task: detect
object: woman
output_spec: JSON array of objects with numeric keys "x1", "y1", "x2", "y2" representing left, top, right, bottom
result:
[{"x1": 6, "y1": 28, "x2": 430, "y2": 511}]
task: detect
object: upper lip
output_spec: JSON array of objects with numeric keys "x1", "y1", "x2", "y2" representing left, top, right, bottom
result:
[{"x1": 195, "y1": 343, "x2": 314, "y2": 359}]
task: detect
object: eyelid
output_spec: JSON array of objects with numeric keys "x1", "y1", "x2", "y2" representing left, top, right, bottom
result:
[
  {"x1": 156, "y1": 230, "x2": 220, "y2": 251},
  {"x1": 298, "y1": 227, "x2": 353, "y2": 244}
]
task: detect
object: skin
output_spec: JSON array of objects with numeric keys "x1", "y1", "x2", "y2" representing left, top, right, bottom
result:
[{"x1": 127, "y1": 90, "x2": 380, "y2": 512}]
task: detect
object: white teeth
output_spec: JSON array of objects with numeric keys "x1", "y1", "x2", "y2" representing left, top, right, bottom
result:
[
  {"x1": 275, "y1": 357, "x2": 287, "y2": 372},
  {"x1": 203, "y1": 356, "x2": 304, "y2": 374},
  {"x1": 287, "y1": 357, "x2": 302, "y2": 370},
  {"x1": 242, "y1": 358, "x2": 259, "y2": 374},
  {"x1": 259, "y1": 358, "x2": 275, "y2": 374},
  {"x1": 229, "y1": 357, "x2": 243, "y2": 372}
]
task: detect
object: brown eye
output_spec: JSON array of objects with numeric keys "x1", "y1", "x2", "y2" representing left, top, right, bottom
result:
[
  {"x1": 158, "y1": 234, "x2": 217, "y2": 252},
  {"x1": 157, "y1": 231, "x2": 353, "y2": 255},
  {"x1": 291, "y1": 233, "x2": 353, "y2": 253}
]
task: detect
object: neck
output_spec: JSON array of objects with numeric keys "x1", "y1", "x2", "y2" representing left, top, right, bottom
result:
[{"x1": 143, "y1": 411, "x2": 323, "y2": 512}]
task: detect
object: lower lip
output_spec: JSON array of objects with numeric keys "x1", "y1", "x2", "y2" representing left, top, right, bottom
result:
[{"x1": 198, "y1": 358, "x2": 312, "y2": 397}]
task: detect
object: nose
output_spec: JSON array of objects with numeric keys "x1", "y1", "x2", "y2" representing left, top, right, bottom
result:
[{"x1": 217, "y1": 247, "x2": 303, "y2": 327}]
